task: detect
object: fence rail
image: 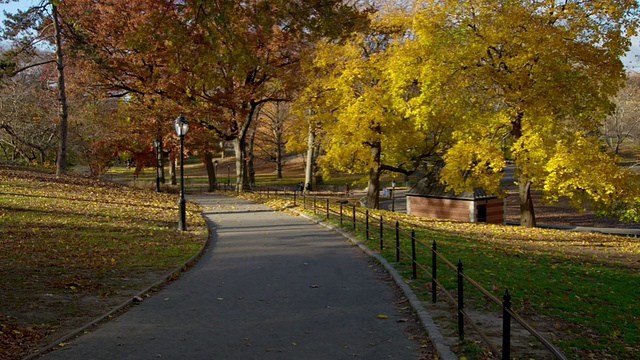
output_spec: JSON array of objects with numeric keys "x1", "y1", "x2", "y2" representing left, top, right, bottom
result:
[{"x1": 254, "y1": 188, "x2": 567, "y2": 360}]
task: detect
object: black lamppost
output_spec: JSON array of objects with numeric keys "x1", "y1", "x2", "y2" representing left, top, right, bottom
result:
[
  {"x1": 391, "y1": 180, "x2": 397, "y2": 212},
  {"x1": 174, "y1": 115, "x2": 189, "y2": 231},
  {"x1": 153, "y1": 138, "x2": 161, "y2": 192},
  {"x1": 227, "y1": 163, "x2": 231, "y2": 188}
]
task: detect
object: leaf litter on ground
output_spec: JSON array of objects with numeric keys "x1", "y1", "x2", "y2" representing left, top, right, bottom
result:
[{"x1": 0, "y1": 169, "x2": 207, "y2": 360}]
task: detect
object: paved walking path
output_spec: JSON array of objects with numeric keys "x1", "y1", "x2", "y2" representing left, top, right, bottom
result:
[{"x1": 42, "y1": 194, "x2": 427, "y2": 359}]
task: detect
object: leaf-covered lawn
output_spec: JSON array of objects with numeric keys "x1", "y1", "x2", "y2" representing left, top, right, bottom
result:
[{"x1": 0, "y1": 170, "x2": 207, "y2": 360}]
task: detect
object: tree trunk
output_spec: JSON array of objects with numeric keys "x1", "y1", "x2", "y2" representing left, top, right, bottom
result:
[
  {"x1": 275, "y1": 132, "x2": 283, "y2": 179},
  {"x1": 510, "y1": 111, "x2": 537, "y2": 227},
  {"x1": 518, "y1": 177, "x2": 536, "y2": 227},
  {"x1": 366, "y1": 144, "x2": 382, "y2": 209},
  {"x1": 247, "y1": 132, "x2": 255, "y2": 188},
  {"x1": 159, "y1": 143, "x2": 166, "y2": 184},
  {"x1": 53, "y1": 4, "x2": 69, "y2": 176},
  {"x1": 170, "y1": 157, "x2": 177, "y2": 185},
  {"x1": 232, "y1": 138, "x2": 244, "y2": 191},
  {"x1": 231, "y1": 101, "x2": 260, "y2": 192},
  {"x1": 204, "y1": 151, "x2": 217, "y2": 192},
  {"x1": 304, "y1": 122, "x2": 315, "y2": 192}
]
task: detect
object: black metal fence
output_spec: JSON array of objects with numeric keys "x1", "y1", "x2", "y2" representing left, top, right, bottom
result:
[{"x1": 254, "y1": 188, "x2": 567, "y2": 360}]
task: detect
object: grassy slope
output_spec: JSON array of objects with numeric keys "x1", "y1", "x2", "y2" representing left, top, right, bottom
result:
[{"x1": 0, "y1": 169, "x2": 207, "y2": 360}]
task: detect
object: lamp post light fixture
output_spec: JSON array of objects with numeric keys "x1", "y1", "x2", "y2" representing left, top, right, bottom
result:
[
  {"x1": 153, "y1": 138, "x2": 162, "y2": 193},
  {"x1": 391, "y1": 180, "x2": 397, "y2": 212},
  {"x1": 174, "y1": 115, "x2": 189, "y2": 231}
]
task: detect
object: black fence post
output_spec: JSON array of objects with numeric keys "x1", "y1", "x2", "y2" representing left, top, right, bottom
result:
[
  {"x1": 432, "y1": 240, "x2": 437, "y2": 303},
  {"x1": 326, "y1": 198, "x2": 329, "y2": 219},
  {"x1": 457, "y1": 259, "x2": 464, "y2": 340},
  {"x1": 379, "y1": 215, "x2": 383, "y2": 251},
  {"x1": 365, "y1": 210, "x2": 369, "y2": 241},
  {"x1": 395, "y1": 221, "x2": 400, "y2": 262},
  {"x1": 411, "y1": 230, "x2": 417, "y2": 279},
  {"x1": 352, "y1": 205, "x2": 356, "y2": 231},
  {"x1": 502, "y1": 289, "x2": 512, "y2": 360}
]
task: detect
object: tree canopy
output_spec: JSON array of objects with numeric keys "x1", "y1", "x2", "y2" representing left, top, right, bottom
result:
[
  {"x1": 407, "y1": 0, "x2": 640, "y2": 226},
  {"x1": 295, "y1": 0, "x2": 640, "y2": 225},
  {"x1": 57, "y1": 0, "x2": 369, "y2": 189},
  {"x1": 2, "y1": 0, "x2": 639, "y2": 226}
]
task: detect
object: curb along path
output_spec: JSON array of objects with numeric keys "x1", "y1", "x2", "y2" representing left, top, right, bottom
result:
[{"x1": 42, "y1": 194, "x2": 433, "y2": 359}]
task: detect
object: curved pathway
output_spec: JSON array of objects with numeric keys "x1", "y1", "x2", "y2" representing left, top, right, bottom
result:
[{"x1": 42, "y1": 194, "x2": 426, "y2": 359}]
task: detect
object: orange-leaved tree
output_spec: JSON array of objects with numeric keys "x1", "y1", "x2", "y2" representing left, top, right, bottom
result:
[{"x1": 60, "y1": 0, "x2": 370, "y2": 191}]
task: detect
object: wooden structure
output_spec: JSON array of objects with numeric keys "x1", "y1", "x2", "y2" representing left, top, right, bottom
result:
[{"x1": 406, "y1": 179, "x2": 504, "y2": 224}]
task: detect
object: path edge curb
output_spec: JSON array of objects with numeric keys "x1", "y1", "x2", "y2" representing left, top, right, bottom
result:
[
  {"x1": 23, "y1": 219, "x2": 213, "y2": 360},
  {"x1": 295, "y1": 210, "x2": 458, "y2": 360}
]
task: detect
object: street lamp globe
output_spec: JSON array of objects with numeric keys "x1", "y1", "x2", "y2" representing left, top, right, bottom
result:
[{"x1": 174, "y1": 115, "x2": 189, "y2": 137}]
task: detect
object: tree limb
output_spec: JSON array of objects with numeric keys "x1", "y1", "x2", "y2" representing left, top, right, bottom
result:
[{"x1": 11, "y1": 59, "x2": 57, "y2": 76}]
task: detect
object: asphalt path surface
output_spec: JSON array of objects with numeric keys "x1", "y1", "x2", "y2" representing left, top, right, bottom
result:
[{"x1": 42, "y1": 194, "x2": 425, "y2": 359}]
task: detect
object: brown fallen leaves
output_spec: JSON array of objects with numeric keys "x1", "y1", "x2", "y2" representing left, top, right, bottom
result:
[{"x1": 0, "y1": 169, "x2": 207, "y2": 359}]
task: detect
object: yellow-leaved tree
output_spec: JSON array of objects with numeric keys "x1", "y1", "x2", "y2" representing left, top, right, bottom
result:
[
  {"x1": 296, "y1": 13, "x2": 447, "y2": 209},
  {"x1": 390, "y1": 0, "x2": 639, "y2": 226}
]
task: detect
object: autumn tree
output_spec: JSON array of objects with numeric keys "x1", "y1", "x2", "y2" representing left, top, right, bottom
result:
[
  {"x1": 602, "y1": 72, "x2": 640, "y2": 155},
  {"x1": 2, "y1": 0, "x2": 71, "y2": 175},
  {"x1": 391, "y1": 0, "x2": 640, "y2": 226},
  {"x1": 0, "y1": 56, "x2": 58, "y2": 165},
  {"x1": 59, "y1": 0, "x2": 369, "y2": 191},
  {"x1": 253, "y1": 102, "x2": 295, "y2": 179},
  {"x1": 297, "y1": 12, "x2": 446, "y2": 208},
  {"x1": 285, "y1": 105, "x2": 325, "y2": 190}
]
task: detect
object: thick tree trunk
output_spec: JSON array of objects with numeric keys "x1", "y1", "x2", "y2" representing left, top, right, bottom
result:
[
  {"x1": 231, "y1": 101, "x2": 260, "y2": 192},
  {"x1": 232, "y1": 138, "x2": 243, "y2": 191},
  {"x1": 53, "y1": 5, "x2": 69, "y2": 176},
  {"x1": 204, "y1": 151, "x2": 217, "y2": 192},
  {"x1": 510, "y1": 111, "x2": 537, "y2": 227},
  {"x1": 518, "y1": 177, "x2": 536, "y2": 227},
  {"x1": 366, "y1": 144, "x2": 382, "y2": 209}
]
